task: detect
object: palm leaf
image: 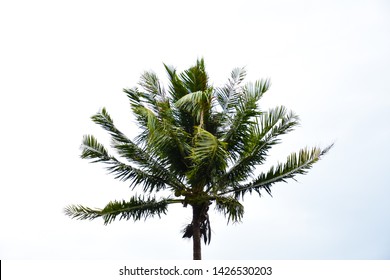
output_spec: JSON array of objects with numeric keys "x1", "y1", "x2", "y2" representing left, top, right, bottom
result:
[
  {"x1": 80, "y1": 134, "x2": 183, "y2": 193},
  {"x1": 220, "y1": 81, "x2": 271, "y2": 156},
  {"x1": 226, "y1": 144, "x2": 334, "y2": 198},
  {"x1": 89, "y1": 108, "x2": 187, "y2": 190},
  {"x1": 164, "y1": 64, "x2": 189, "y2": 103},
  {"x1": 218, "y1": 107, "x2": 300, "y2": 189},
  {"x1": 138, "y1": 71, "x2": 165, "y2": 97},
  {"x1": 243, "y1": 79, "x2": 271, "y2": 101},
  {"x1": 91, "y1": 107, "x2": 131, "y2": 144},
  {"x1": 80, "y1": 135, "x2": 110, "y2": 162},
  {"x1": 64, "y1": 196, "x2": 183, "y2": 225},
  {"x1": 175, "y1": 89, "x2": 213, "y2": 125},
  {"x1": 187, "y1": 127, "x2": 228, "y2": 185},
  {"x1": 216, "y1": 67, "x2": 247, "y2": 114},
  {"x1": 180, "y1": 58, "x2": 208, "y2": 93},
  {"x1": 214, "y1": 196, "x2": 244, "y2": 223}
]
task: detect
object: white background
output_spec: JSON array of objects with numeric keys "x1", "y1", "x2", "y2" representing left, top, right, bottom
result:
[{"x1": 1, "y1": 0, "x2": 389, "y2": 260}]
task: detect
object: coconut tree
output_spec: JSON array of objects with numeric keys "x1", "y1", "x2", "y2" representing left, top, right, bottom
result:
[{"x1": 64, "y1": 58, "x2": 332, "y2": 260}]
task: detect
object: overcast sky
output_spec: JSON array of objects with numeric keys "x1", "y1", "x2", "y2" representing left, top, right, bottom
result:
[{"x1": 1, "y1": 0, "x2": 389, "y2": 260}]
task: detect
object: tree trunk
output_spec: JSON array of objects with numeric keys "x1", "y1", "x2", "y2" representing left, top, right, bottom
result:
[{"x1": 192, "y1": 205, "x2": 202, "y2": 260}]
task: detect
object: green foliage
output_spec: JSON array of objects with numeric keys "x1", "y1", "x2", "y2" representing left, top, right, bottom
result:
[
  {"x1": 215, "y1": 196, "x2": 244, "y2": 223},
  {"x1": 227, "y1": 145, "x2": 334, "y2": 199},
  {"x1": 64, "y1": 196, "x2": 183, "y2": 225},
  {"x1": 66, "y1": 58, "x2": 332, "y2": 248}
]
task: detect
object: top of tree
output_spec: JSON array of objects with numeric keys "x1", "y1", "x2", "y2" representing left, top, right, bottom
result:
[{"x1": 65, "y1": 58, "x2": 333, "y2": 258}]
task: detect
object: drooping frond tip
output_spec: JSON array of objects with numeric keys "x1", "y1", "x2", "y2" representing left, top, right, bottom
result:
[
  {"x1": 215, "y1": 196, "x2": 244, "y2": 224},
  {"x1": 80, "y1": 135, "x2": 110, "y2": 162}
]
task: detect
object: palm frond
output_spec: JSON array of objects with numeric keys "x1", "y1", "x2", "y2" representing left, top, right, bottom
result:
[
  {"x1": 192, "y1": 127, "x2": 227, "y2": 165},
  {"x1": 125, "y1": 78, "x2": 192, "y2": 173},
  {"x1": 80, "y1": 135, "x2": 111, "y2": 162},
  {"x1": 220, "y1": 82, "x2": 268, "y2": 156},
  {"x1": 214, "y1": 196, "x2": 244, "y2": 223},
  {"x1": 225, "y1": 144, "x2": 334, "y2": 198},
  {"x1": 180, "y1": 58, "x2": 208, "y2": 93},
  {"x1": 123, "y1": 92, "x2": 193, "y2": 177},
  {"x1": 217, "y1": 106, "x2": 300, "y2": 189},
  {"x1": 123, "y1": 87, "x2": 149, "y2": 130},
  {"x1": 216, "y1": 67, "x2": 246, "y2": 114},
  {"x1": 145, "y1": 118, "x2": 191, "y2": 175},
  {"x1": 80, "y1": 134, "x2": 182, "y2": 193},
  {"x1": 138, "y1": 71, "x2": 165, "y2": 97},
  {"x1": 243, "y1": 78, "x2": 271, "y2": 101},
  {"x1": 88, "y1": 107, "x2": 187, "y2": 191},
  {"x1": 91, "y1": 108, "x2": 130, "y2": 144},
  {"x1": 175, "y1": 89, "x2": 213, "y2": 125},
  {"x1": 64, "y1": 205, "x2": 101, "y2": 221},
  {"x1": 164, "y1": 64, "x2": 189, "y2": 103},
  {"x1": 187, "y1": 127, "x2": 228, "y2": 184},
  {"x1": 104, "y1": 161, "x2": 168, "y2": 192},
  {"x1": 124, "y1": 71, "x2": 166, "y2": 120},
  {"x1": 64, "y1": 196, "x2": 183, "y2": 225}
]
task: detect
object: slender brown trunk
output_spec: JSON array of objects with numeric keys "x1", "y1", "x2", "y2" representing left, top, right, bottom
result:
[{"x1": 192, "y1": 205, "x2": 202, "y2": 260}]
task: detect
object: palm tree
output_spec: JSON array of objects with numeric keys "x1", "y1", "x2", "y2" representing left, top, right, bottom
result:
[{"x1": 65, "y1": 58, "x2": 332, "y2": 260}]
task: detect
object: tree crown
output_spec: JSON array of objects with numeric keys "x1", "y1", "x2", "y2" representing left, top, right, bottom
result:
[{"x1": 65, "y1": 58, "x2": 332, "y2": 245}]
